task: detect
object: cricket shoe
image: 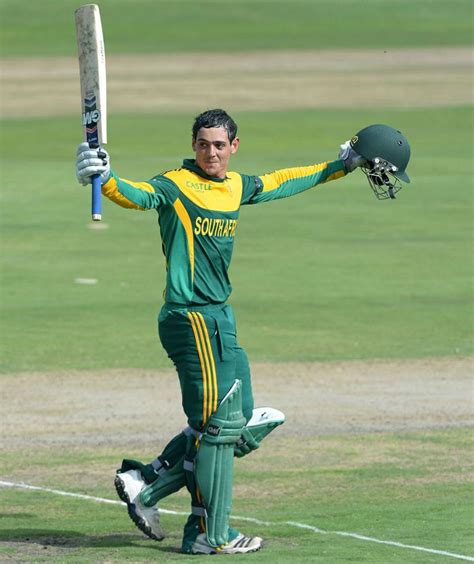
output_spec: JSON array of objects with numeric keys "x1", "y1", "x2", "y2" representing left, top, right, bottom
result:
[
  {"x1": 191, "y1": 532, "x2": 263, "y2": 554},
  {"x1": 114, "y1": 469, "x2": 165, "y2": 541}
]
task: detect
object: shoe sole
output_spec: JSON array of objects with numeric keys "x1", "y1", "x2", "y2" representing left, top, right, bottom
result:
[
  {"x1": 192, "y1": 546, "x2": 262, "y2": 555},
  {"x1": 114, "y1": 474, "x2": 165, "y2": 542}
]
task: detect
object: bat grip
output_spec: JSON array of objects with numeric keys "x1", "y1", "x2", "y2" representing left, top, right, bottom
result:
[{"x1": 91, "y1": 174, "x2": 102, "y2": 221}]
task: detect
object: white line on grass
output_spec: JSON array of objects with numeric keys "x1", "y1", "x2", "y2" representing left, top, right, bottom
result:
[{"x1": 1, "y1": 480, "x2": 472, "y2": 562}]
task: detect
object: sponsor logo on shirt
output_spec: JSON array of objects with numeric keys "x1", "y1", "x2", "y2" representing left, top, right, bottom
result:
[
  {"x1": 186, "y1": 180, "x2": 212, "y2": 191},
  {"x1": 194, "y1": 217, "x2": 237, "y2": 238}
]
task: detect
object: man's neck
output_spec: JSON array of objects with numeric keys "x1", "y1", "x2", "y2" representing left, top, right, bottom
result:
[{"x1": 182, "y1": 159, "x2": 227, "y2": 183}]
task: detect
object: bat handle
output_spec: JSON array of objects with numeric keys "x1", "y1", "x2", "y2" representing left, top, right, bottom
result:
[{"x1": 91, "y1": 174, "x2": 102, "y2": 221}]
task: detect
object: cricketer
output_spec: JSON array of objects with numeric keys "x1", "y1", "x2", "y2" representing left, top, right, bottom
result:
[{"x1": 75, "y1": 109, "x2": 409, "y2": 554}]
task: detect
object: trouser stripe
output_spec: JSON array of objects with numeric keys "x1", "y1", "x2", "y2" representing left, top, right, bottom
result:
[
  {"x1": 187, "y1": 312, "x2": 209, "y2": 424},
  {"x1": 190, "y1": 312, "x2": 213, "y2": 421},
  {"x1": 194, "y1": 312, "x2": 218, "y2": 416}
]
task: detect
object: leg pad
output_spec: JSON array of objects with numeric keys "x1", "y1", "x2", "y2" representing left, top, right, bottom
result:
[{"x1": 194, "y1": 379, "x2": 246, "y2": 547}]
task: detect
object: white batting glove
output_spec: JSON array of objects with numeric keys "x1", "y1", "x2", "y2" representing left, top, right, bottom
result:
[
  {"x1": 76, "y1": 142, "x2": 111, "y2": 186},
  {"x1": 339, "y1": 140, "x2": 367, "y2": 173}
]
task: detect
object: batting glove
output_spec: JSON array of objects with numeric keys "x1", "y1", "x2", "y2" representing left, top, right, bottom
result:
[
  {"x1": 76, "y1": 141, "x2": 111, "y2": 186},
  {"x1": 339, "y1": 140, "x2": 367, "y2": 173}
]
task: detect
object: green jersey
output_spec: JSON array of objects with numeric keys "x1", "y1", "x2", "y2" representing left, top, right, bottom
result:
[{"x1": 102, "y1": 158, "x2": 346, "y2": 306}]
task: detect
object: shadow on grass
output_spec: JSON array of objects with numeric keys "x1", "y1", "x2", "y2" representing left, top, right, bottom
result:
[{"x1": 0, "y1": 529, "x2": 182, "y2": 553}]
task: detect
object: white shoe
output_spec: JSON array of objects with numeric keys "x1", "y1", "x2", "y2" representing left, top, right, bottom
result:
[
  {"x1": 191, "y1": 532, "x2": 263, "y2": 554},
  {"x1": 114, "y1": 469, "x2": 165, "y2": 541}
]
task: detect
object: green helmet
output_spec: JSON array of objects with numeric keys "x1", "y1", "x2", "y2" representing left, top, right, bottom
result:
[{"x1": 350, "y1": 124, "x2": 411, "y2": 199}]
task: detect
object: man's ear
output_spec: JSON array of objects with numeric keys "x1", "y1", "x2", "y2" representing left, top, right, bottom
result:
[{"x1": 231, "y1": 137, "x2": 240, "y2": 155}]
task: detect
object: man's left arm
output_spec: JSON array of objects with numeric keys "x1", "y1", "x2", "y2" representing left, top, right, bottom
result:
[
  {"x1": 241, "y1": 142, "x2": 365, "y2": 204},
  {"x1": 242, "y1": 159, "x2": 346, "y2": 205}
]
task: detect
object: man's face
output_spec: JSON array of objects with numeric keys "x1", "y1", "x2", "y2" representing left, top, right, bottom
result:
[{"x1": 192, "y1": 126, "x2": 239, "y2": 179}]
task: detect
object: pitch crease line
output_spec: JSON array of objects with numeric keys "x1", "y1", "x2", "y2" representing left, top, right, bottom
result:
[
  {"x1": 0, "y1": 480, "x2": 187, "y2": 516},
  {"x1": 1, "y1": 480, "x2": 472, "y2": 562}
]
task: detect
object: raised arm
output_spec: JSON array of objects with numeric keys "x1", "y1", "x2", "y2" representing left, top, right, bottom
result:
[
  {"x1": 75, "y1": 142, "x2": 167, "y2": 210},
  {"x1": 101, "y1": 171, "x2": 165, "y2": 210}
]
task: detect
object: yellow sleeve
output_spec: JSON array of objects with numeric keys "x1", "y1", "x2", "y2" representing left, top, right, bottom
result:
[
  {"x1": 101, "y1": 170, "x2": 164, "y2": 210},
  {"x1": 243, "y1": 159, "x2": 346, "y2": 205}
]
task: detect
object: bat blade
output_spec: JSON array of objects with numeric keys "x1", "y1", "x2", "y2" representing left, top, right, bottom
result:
[{"x1": 75, "y1": 4, "x2": 107, "y2": 221}]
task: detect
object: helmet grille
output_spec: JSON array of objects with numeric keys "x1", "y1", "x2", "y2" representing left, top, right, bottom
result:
[{"x1": 363, "y1": 158, "x2": 403, "y2": 200}]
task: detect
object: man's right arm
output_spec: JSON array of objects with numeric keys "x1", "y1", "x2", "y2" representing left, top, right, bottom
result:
[
  {"x1": 76, "y1": 142, "x2": 167, "y2": 210},
  {"x1": 102, "y1": 171, "x2": 166, "y2": 210}
]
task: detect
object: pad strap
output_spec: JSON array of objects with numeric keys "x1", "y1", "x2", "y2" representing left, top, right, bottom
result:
[
  {"x1": 139, "y1": 455, "x2": 186, "y2": 507},
  {"x1": 150, "y1": 458, "x2": 169, "y2": 477},
  {"x1": 192, "y1": 505, "x2": 207, "y2": 517}
]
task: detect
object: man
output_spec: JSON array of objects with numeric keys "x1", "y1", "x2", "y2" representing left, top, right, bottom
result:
[{"x1": 75, "y1": 109, "x2": 365, "y2": 554}]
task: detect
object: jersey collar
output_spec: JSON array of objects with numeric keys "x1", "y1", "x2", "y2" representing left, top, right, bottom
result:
[{"x1": 182, "y1": 159, "x2": 228, "y2": 183}]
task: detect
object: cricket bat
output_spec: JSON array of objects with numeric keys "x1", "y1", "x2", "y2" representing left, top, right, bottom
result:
[{"x1": 75, "y1": 4, "x2": 107, "y2": 221}]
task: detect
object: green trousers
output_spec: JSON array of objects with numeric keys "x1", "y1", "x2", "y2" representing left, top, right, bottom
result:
[{"x1": 158, "y1": 302, "x2": 254, "y2": 430}]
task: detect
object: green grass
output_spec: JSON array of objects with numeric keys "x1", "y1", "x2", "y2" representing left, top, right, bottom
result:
[
  {"x1": 1, "y1": 428, "x2": 472, "y2": 561},
  {"x1": 1, "y1": 106, "x2": 472, "y2": 371},
  {"x1": 0, "y1": 0, "x2": 472, "y2": 57}
]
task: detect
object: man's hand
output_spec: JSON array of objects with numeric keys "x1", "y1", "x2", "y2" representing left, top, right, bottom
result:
[
  {"x1": 76, "y1": 142, "x2": 110, "y2": 186},
  {"x1": 339, "y1": 140, "x2": 367, "y2": 173}
]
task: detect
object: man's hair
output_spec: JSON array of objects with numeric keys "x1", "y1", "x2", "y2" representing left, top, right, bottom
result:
[{"x1": 192, "y1": 109, "x2": 238, "y2": 142}]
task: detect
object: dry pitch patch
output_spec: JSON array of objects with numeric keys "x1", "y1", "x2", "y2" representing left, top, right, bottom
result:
[
  {"x1": 2, "y1": 357, "x2": 472, "y2": 452},
  {"x1": 1, "y1": 47, "x2": 472, "y2": 118}
]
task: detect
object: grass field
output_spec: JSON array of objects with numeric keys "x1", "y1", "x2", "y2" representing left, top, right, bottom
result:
[
  {"x1": 1, "y1": 0, "x2": 472, "y2": 56},
  {"x1": 2, "y1": 106, "x2": 472, "y2": 371},
  {"x1": 0, "y1": 428, "x2": 472, "y2": 562},
  {"x1": 0, "y1": 0, "x2": 473, "y2": 561}
]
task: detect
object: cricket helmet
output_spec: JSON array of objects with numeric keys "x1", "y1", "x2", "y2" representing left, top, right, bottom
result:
[{"x1": 350, "y1": 124, "x2": 411, "y2": 200}]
